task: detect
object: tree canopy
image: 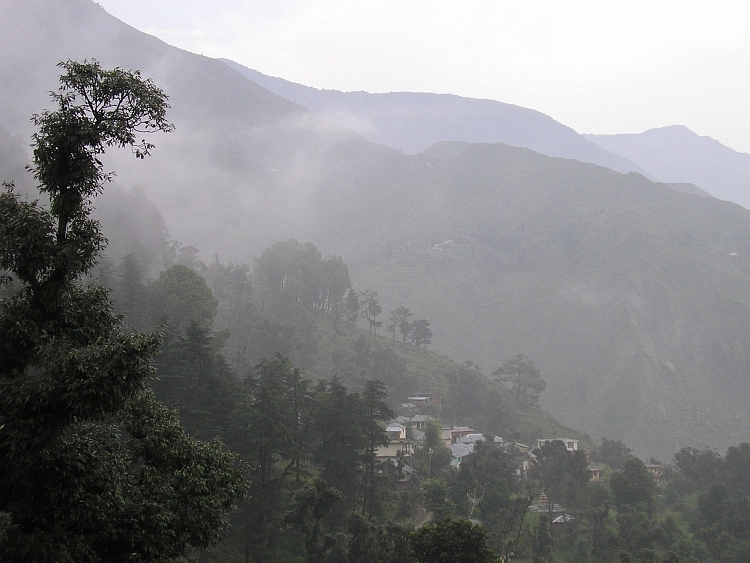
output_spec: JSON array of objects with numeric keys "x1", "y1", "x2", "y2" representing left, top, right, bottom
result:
[
  {"x1": 410, "y1": 517, "x2": 498, "y2": 563},
  {"x1": 0, "y1": 60, "x2": 244, "y2": 562},
  {"x1": 493, "y1": 354, "x2": 546, "y2": 406}
]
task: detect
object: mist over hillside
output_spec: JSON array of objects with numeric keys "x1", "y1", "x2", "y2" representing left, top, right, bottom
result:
[
  {"x1": 2, "y1": 0, "x2": 750, "y2": 457},
  {"x1": 0, "y1": 0, "x2": 395, "y2": 261},
  {"x1": 586, "y1": 126, "x2": 750, "y2": 209},
  {"x1": 220, "y1": 59, "x2": 652, "y2": 177},
  {"x1": 346, "y1": 143, "x2": 750, "y2": 457}
]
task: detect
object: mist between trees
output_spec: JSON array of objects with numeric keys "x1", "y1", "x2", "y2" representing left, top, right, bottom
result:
[{"x1": 2, "y1": 60, "x2": 750, "y2": 563}]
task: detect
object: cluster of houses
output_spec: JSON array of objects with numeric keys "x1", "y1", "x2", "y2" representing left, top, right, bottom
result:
[
  {"x1": 376, "y1": 392, "x2": 588, "y2": 483},
  {"x1": 376, "y1": 393, "x2": 663, "y2": 485},
  {"x1": 376, "y1": 392, "x2": 665, "y2": 529}
]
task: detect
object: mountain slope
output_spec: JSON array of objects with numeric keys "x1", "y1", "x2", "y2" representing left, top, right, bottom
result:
[
  {"x1": 343, "y1": 144, "x2": 750, "y2": 457},
  {"x1": 221, "y1": 59, "x2": 651, "y2": 176},
  {"x1": 2, "y1": 0, "x2": 750, "y2": 458},
  {"x1": 0, "y1": 0, "x2": 405, "y2": 260},
  {"x1": 586, "y1": 126, "x2": 750, "y2": 209}
]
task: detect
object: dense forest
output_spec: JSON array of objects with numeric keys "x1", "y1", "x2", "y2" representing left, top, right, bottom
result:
[
  {"x1": 2, "y1": 60, "x2": 750, "y2": 563},
  {"x1": 95, "y1": 234, "x2": 750, "y2": 563}
]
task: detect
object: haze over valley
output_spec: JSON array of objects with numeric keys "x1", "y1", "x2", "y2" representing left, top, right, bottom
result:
[{"x1": 2, "y1": 0, "x2": 750, "y2": 459}]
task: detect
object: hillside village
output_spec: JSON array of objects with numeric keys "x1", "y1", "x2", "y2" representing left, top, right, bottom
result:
[{"x1": 375, "y1": 391, "x2": 666, "y2": 529}]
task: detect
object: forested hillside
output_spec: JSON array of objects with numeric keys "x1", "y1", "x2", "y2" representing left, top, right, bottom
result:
[
  {"x1": 2, "y1": 0, "x2": 750, "y2": 458},
  {"x1": 348, "y1": 144, "x2": 750, "y2": 457},
  {"x1": 100, "y1": 237, "x2": 750, "y2": 563},
  {"x1": 3, "y1": 38, "x2": 750, "y2": 561}
]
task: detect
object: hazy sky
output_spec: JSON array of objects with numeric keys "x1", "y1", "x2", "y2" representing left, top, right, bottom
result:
[{"x1": 94, "y1": 0, "x2": 750, "y2": 153}]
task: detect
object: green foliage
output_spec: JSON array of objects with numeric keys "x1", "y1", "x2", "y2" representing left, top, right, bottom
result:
[
  {"x1": 393, "y1": 305, "x2": 412, "y2": 343},
  {"x1": 112, "y1": 252, "x2": 147, "y2": 329},
  {"x1": 493, "y1": 354, "x2": 547, "y2": 406},
  {"x1": 0, "y1": 61, "x2": 243, "y2": 562},
  {"x1": 361, "y1": 289, "x2": 383, "y2": 334},
  {"x1": 286, "y1": 477, "x2": 343, "y2": 562},
  {"x1": 452, "y1": 440, "x2": 527, "y2": 557},
  {"x1": 150, "y1": 263, "x2": 218, "y2": 330},
  {"x1": 610, "y1": 458, "x2": 656, "y2": 509},
  {"x1": 673, "y1": 447, "x2": 725, "y2": 489},
  {"x1": 422, "y1": 479, "x2": 455, "y2": 521},
  {"x1": 0, "y1": 511, "x2": 10, "y2": 547},
  {"x1": 410, "y1": 517, "x2": 499, "y2": 563},
  {"x1": 531, "y1": 440, "x2": 590, "y2": 514},
  {"x1": 593, "y1": 438, "x2": 634, "y2": 471},
  {"x1": 362, "y1": 380, "x2": 394, "y2": 519},
  {"x1": 255, "y1": 239, "x2": 352, "y2": 315},
  {"x1": 725, "y1": 443, "x2": 750, "y2": 494},
  {"x1": 410, "y1": 318, "x2": 433, "y2": 351},
  {"x1": 532, "y1": 516, "x2": 553, "y2": 562},
  {"x1": 345, "y1": 287, "x2": 361, "y2": 328},
  {"x1": 347, "y1": 515, "x2": 416, "y2": 563}
]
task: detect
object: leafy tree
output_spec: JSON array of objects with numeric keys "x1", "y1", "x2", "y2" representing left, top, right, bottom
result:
[
  {"x1": 532, "y1": 516, "x2": 553, "y2": 563},
  {"x1": 147, "y1": 264, "x2": 237, "y2": 439},
  {"x1": 285, "y1": 478, "x2": 342, "y2": 563},
  {"x1": 352, "y1": 335, "x2": 411, "y2": 405},
  {"x1": 388, "y1": 307, "x2": 400, "y2": 342},
  {"x1": 453, "y1": 440, "x2": 527, "y2": 558},
  {"x1": 310, "y1": 378, "x2": 367, "y2": 512},
  {"x1": 493, "y1": 354, "x2": 546, "y2": 406},
  {"x1": 347, "y1": 515, "x2": 416, "y2": 563},
  {"x1": 254, "y1": 239, "x2": 317, "y2": 296},
  {"x1": 725, "y1": 442, "x2": 750, "y2": 494},
  {"x1": 395, "y1": 305, "x2": 413, "y2": 343},
  {"x1": 0, "y1": 60, "x2": 244, "y2": 562},
  {"x1": 344, "y1": 287, "x2": 361, "y2": 328},
  {"x1": 414, "y1": 419, "x2": 444, "y2": 478},
  {"x1": 149, "y1": 263, "x2": 218, "y2": 331},
  {"x1": 254, "y1": 240, "x2": 352, "y2": 317},
  {"x1": 673, "y1": 447, "x2": 725, "y2": 488},
  {"x1": 232, "y1": 355, "x2": 313, "y2": 562},
  {"x1": 320, "y1": 255, "x2": 351, "y2": 314},
  {"x1": 112, "y1": 252, "x2": 147, "y2": 329},
  {"x1": 411, "y1": 318, "x2": 433, "y2": 351},
  {"x1": 410, "y1": 517, "x2": 499, "y2": 563},
  {"x1": 610, "y1": 457, "x2": 656, "y2": 509},
  {"x1": 530, "y1": 441, "x2": 589, "y2": 533},
  {"x1": 422, "y1": 479, "x2": 456, "y2": 521},
  {"x1": 615, "y1": 504, "x2": 656, "y2": 556},
  {"x1": 360, "y1": 289, "x2": 383, "y2": 334},
  {"x1": 153, "y1": 318, "x2": 236, "y2": 438},
  {"x1": 593, "y1": 437, "x2": 634, "y2": 470}
]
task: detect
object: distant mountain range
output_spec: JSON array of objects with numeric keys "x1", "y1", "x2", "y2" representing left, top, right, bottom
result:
[
  {"x1": 221, "y1": 61, "x2": 750, "y2": 210},
  {"x1": 2, "y1": 0, "x2": 750, "y2": 457},
  {"x1": 585, "y1": 127, "x2": 750, "y2": 209},
  {"x1": 220, "y1": 59, "x2": 651, "y2": 176}
]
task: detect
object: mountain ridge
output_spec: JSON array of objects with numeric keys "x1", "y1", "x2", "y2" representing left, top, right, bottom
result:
[
  {"x1": 2, "y1": 0, "x2": 750, "y2": 457},
  {"x1": 220, "y1": 58, "x2": 652, "y2": 177},
  {"x1": 586, "y1": 126, "x2": 750, "y2": 209}
]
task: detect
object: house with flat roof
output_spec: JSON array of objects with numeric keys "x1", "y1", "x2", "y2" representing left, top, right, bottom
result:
[{"x1": 537, "y1": 438, "x2": 579, "y2": 452}]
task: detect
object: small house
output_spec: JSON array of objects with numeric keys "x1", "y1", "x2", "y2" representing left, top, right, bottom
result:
[
  {"x1": 386, "y1": 423, "x2": 407, "y2": 441},
  {"x1": 537, "y1": 438, "x2": 579, "y2": 452},
  {"x1": 451, "y1": 426, "x2": 476, "y2": 442},
  {"x1": 588, "y1": 464, "x2": 604, "y2": 482},
  {"x1": 410, "y1": 414, "x2": 432, "y2": 430},
  {"x1": 449, "y1": 442, "x2": 475, "y2": 467}
]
